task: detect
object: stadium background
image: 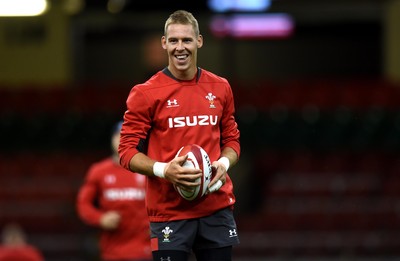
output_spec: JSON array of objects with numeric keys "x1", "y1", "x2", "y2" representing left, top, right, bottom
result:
[{"x1": 1, "y1": 0, "x2": 400, "y2": 260}]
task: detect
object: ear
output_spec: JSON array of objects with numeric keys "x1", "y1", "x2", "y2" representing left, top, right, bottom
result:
[
  {"x1": 197, "y1": 35, "x2": 203, "y2": 48},
  {"x1": 161, "y1": 36, "x2": 167, "y2": 50}
]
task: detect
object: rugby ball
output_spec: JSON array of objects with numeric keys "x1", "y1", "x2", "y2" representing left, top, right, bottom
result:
[{"x1": 174, "y1": 144, "x2": 212, "y2": 201}]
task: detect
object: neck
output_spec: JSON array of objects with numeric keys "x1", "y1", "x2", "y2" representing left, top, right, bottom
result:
[
  {"x1": 165, "y1": 67, "x2": 200, "y2": 82},
  {"x1": 168, "y1": 66, "x2": 197, "y2": 81}
]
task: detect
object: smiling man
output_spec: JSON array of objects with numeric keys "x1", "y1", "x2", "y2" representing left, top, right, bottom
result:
[{"x1": 118, "y1": 10, "x2": 241, "y2": 261}]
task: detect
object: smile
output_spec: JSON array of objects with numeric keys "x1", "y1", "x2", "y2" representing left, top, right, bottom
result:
[{"x1": 175, "y1": 54, "x2": 188, "y2": 60}]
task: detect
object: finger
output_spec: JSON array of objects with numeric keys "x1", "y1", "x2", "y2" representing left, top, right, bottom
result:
[
  {"x1": 175, "y1": 154, "x2": 188, "y2": 165},
  {"x1": 178, "y1": 179, "x2": 201, "y2": 189},
  {"x1": 208, "y1": 180, "x2": 223, "y2": 193},
  {"x1": 179, "y1": 173, "x2": 202, "y2": 181},
  {"x1": 180, "y1": 167, "x2": 202, "y2": 174}
]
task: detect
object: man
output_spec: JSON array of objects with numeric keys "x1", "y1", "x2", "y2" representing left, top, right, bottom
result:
[
  {"x1": 76, "y1": 121, "x2": 152, "y2": 261},
  {"x1": 119, "y1": 10, "x2": 240, "y2": 261},
  {"x1": 0, "y1": 223, "x2": 44, "y2": 261}
]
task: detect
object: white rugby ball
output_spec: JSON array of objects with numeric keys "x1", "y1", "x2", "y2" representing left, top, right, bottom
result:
[{"x1": 174, "y1": 144, "x2": 212, "y2": 201}]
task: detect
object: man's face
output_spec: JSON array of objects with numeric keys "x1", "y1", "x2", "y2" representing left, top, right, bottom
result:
[{"x1": 162, "y1": 23, "x2": 203, "y2": 77}]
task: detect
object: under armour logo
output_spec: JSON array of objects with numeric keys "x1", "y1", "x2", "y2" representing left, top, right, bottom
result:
[
  {"x1": 104, "y1": 174, "x2": 116, "y2": 184},
  {"x1": 229, "y1": 229, "x2": 237, "y2": 237},
  {"x1": 160, "y1": 257, "x2": 171, "y2": 261},
  {"x1": 167, "y1": 99, "x2": 179, "y2": 108}
]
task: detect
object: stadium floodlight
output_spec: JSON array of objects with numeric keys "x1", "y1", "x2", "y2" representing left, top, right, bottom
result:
[
  {"x1": 210, "y1": 13, "x2": 294, "y2": 39},
  {"x1": 0, "y1": 0, "x2": 49, "y2": 16},
  {"x1": 208, "y1": 0, "x2": 272, "y2": 12}
]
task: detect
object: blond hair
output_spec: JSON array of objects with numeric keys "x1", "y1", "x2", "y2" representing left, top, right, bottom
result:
[{"x1": 164, "y1": 10, "x2": 200, "y2": 37}]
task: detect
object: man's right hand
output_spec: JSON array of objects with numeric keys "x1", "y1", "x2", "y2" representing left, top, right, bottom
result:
[
  {"x1": 164, "y1": 154, "x2": 202, "y2": 192},
  {"x1": 100, "y1": 211, "x2": 121, "y2": 230}
]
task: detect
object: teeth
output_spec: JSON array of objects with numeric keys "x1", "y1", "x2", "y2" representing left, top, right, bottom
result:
[{"x1": 176, "y1": 55, "x2": 187, "y2": 59}]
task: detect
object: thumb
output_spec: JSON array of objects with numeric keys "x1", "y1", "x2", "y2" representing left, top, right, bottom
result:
[{"x1": 175, "y1": 154, "x2": 188, "y2": 165}]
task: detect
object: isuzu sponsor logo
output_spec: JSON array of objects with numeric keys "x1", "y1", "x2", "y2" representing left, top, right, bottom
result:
[
  {"x1": 168, "y1": 115, "x2": 218, "y2": 128},
  {"x1": 104, "y1": 188, "x2": 146, "y2": 200}
]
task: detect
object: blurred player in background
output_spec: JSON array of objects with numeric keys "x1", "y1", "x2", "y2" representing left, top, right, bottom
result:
[
  {"x1": 0, "y1": 222, "x2": 44, "y2": 261},
  {"x1": 118, "y1": 10, "x2": 241, "y2": 261},
  {"x1": 76, "y1": 121, "x2": 152, "y2": 261}
]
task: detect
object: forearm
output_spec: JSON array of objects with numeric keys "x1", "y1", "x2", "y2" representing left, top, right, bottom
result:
[
  {"x1": 129, "y1": 152, "x2": 157, "y2": 177},
  {"x1": 220, "y1": 147, "x2": 239, "y2": 169}
]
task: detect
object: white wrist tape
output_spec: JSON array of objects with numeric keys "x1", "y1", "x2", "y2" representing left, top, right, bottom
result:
[
  {"x1": 153, "y1": 162, "x2": 167, "y2": 178},
  {"x1": 208, "y1": 180, "x2": 223, "y2": 193},
  {"x1": 217, "y1": 157, "x2": 230, "y2": 171}
]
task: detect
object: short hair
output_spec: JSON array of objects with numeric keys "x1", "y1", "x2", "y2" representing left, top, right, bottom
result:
[{"x1": 164, "y1": 10, "x2": 200, "y2": 37}]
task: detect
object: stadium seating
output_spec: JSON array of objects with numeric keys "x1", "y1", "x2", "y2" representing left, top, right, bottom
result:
[{"x1": 1, "y1": 78, "x2": 400, "y2": 260}]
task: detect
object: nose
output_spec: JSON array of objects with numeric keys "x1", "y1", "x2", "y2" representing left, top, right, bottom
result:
[{"x1": 176, "y1": 40, "x2": 185, "y2": 51}]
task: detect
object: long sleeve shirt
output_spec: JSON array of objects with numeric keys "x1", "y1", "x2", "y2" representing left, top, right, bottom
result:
[
  {"x1": 119, "y1": 68, "x2": 241, "y2": 222},
  {"x1": 76, "y1": 157, "x2": 151, "y2": 260}
]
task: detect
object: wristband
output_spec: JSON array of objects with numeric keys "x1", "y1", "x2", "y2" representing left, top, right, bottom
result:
[
  {"x1": 217, "y1": 157, "x2": 230, "y2": 171},
  {"x1": 153, "y1": 162, "x2": 167, "y2": 178}
]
